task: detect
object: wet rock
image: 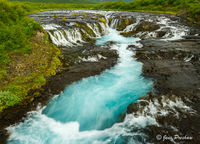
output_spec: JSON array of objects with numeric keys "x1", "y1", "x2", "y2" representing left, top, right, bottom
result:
[
  {"x1": 126, "y1": 103, "x2": 140, "y2": 114},
  {"x1": 120, "y1": 21, "x2": 160, "y2": 37},
  {"x1": 105, "y1": 41, "x2": 118, "y2": 46},
  {"x1": 134, "y1": 20, "x2": 160, "y2": 32},
  {"x1": 156, "y1": 28, "x2": 171, "y2": 38},
  {"x1": 0, "y1": 130, "x2": 9, "y2": 144},
  {"x1": 116, "y1": 18, "x2": 136, "y2": 31},
  {"x1": 127, "y1": 37, "x2": 200, "y2": 143},
  {"x1": 182, "y1": 35, "x2": 200, "y2": 39}
]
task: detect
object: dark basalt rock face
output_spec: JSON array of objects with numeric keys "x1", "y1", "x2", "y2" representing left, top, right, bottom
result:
[{"x1": 127, "y1": 37, "x2": 200, "y2": 143}]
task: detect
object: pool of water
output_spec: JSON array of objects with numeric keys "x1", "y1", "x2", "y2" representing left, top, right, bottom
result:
[{"x1": 7, "y1": 29, "x2": 153, "y2": 144}]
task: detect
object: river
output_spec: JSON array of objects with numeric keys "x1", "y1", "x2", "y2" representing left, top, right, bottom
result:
[{"x1": 7, "y1": 28, "x2": 153, "y2": 144}]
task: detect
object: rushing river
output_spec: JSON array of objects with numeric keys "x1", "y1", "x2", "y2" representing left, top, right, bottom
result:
[{"x1": 7, "y1": 29, "x2": 153, "y2": 144}]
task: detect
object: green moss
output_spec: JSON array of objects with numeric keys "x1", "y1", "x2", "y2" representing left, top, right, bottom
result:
[
  {"x1": 0, "y1": 91, "x2": 20, "y2": 112},
  {"x1": 99, "y1": 17, "x2": 106, "y2": 25},
  {"x1": 72, "y1": 12, "x2": 79, "y2": 15},
  {"x1": 52, "y1": 14, "x2": 58, "y2": 19},
  {"x1": 82, "y1": 13, "x2": 87, "y2": 17},
  {"x1": 62, "y1": 16, "x2": 67, "y2": 22},
  {"x1": 76, "y1": 23, "x2": 96, "y2": 38},
  {"x1": 0, "y1": 70, "x2": 7, "y2": 81},
  {"x1": 75, "y1": 23, "x2": 80, "y2": 27},
  {"x1": 142, "y1": 25, "x2": 149, "y2": 30},
  {"x1": 125, "y1": 19, "x2": 129, "y2": 25}
]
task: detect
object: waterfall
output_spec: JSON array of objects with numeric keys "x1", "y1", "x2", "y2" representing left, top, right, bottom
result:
[
  {"x1": 7, "y1": 28, "x2": 154, "y2": 144},
  {"x1": 37, "y1": 10, "x2": 189, "y2": 47},
  {"x1": 6, "y1": 10, "x2": 192, "y2": 144}
]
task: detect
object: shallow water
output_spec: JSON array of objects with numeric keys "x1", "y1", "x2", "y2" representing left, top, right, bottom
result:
[{"x1": 7, "y1": 29, "x2": 153, "y2": 144}]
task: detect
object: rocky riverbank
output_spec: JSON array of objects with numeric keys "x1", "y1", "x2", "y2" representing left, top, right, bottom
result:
[
  {"x1": 0, "y1": 43, "x2": 118, "y2": 144},
  {"x1": 127, "y1": 34, "x2": 200, "y2": 143},
  {"x1": 1, "y1": 10, "x2": 200, "y2": 144}
]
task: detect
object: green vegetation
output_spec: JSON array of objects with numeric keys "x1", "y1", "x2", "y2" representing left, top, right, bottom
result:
[
  {"x1": 62, "y1": 16, "x2": 67, "y2": 21},
  {"x1": 99, "y1": 17, "x2": 106, "y2": 25},
  {"x1": 8, "y1": 0, "x2": 200, "y2": 25},
  {"x1": 0, "y1": 91, "x2": 20, "y2": 108},
  {"x1": 10, "y1": 0, "x2": 133, "y2": 3},
  {"x1": 95, "y1": 0, "x2": 200, "y2": 25},
  {"x1": 0, "y1": 0, "x2": 40, "y2": 68},
  {"x1": 10, "y1": 0, "x2": 97, "y2": 4},
  {"x1": 0, "y1": 0, "x2": 61, "y2": 112}
]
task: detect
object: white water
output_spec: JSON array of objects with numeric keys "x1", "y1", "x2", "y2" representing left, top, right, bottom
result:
[
  {"x1": 44, "y1": 22, "x2": 108, "y2": 47},
  {"x1": 6, "y1": 10, "x2": 193, "y2": 143},
  {"x1": 7, "y1": 29, "x2": 154, "y2": 144}
]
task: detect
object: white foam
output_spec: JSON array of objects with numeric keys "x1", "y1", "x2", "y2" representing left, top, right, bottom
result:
[
  {"x1": 135, "y1": 95, "x2": 193, "y2": 119},
  {"x1": 43, "y1": 24, "x2": 62, "y2": 30},
  {"x1": 7, "y1": 109, "x2": 157, "y2": 144}
]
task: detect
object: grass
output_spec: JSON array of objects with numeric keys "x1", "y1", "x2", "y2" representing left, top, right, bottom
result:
[
  {"x1": 8, "y1": 1, "x2": 95, "y2": 13},
  {"x1": 94, "y1": 0, "x2": 200, "y2": 25},
  {"x1": 10, "y1": 0, "x2": 98, "y2": 4},
  {"x1": 0, "y1": 0, "x2": 61, "y2": 112},
  {"x1": 0, "y1": 0, "x2": 199, "y2": 112}
]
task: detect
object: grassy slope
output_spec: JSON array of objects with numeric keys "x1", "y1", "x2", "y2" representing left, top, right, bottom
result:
[
  {"x1": 10, "y1": 0, "x2": 98, "y2": 4},
  {"x1": 95, "y1": 0, "x2": 200, "y2": 25},
  {"x1": 0, "y1": 0, "x2": 62, "y2": 112},
  {"x1": 10, "y1": 0, "x2": 133, "y2": 3},
  {"x1": 0, "y1": 0, "x2": 199, "y2": 112}
]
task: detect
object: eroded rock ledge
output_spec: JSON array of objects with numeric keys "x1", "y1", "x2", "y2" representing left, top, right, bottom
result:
[{"x1": 127, "y1": 37, "x2": 200, "y2": 143}]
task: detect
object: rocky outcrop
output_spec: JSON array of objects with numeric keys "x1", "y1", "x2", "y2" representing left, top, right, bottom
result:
[
  {"x1": 30, "y1": 12, "x2": 108, "y2": 47},
  {"x1": 121, "y1": 20, "x2": 160, "y2": 37},
  {"x1": 127, "y1": 37, "x2": 200, "y2": 143},
  {"x1": 108, "y1": 16, "x2": 136, "y2": 31}
]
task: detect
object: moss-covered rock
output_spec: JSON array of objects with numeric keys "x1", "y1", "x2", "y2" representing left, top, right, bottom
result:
[
  {"x1": 120, "y1": 20, "x2": 160, "y2": 37},
  {"x1": 117, "y1": 18, "x2": 136, "y2": 31}
]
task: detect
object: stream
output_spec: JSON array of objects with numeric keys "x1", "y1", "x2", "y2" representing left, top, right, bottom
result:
[
  {"x1": 3, "y1": 8, "x2": 197, "y2": 144},
  {"x1": 7, "y1": 27, "x2": 153, "y2": 144}
]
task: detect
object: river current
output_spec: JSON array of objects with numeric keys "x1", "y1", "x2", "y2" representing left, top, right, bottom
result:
[{"x1": 7, "y1": 28, "x2": 153, "y2": 144}]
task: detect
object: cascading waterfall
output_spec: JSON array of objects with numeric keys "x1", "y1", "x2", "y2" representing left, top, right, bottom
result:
[
  {"x1": 6, "y1": 10, "x2": 190, "y2": 144},
  {"x1": 7, "y1": 27, "x2": 154, "y2": 144},
  {"x1": 44, "y1": 22, "x2": 108, "y2": 47}
]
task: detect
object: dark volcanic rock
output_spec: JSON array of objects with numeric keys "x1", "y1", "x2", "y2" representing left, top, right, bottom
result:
[{"x1": 127, "y1": 38, "x2": 200, "y2": 143}]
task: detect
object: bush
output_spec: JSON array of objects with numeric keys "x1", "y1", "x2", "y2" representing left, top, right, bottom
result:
[
  {"x1": 0, "y1": 0, "x2": 42, "y2": 67},
  {"x1": 0, "y1": 91, "x2": 20, "y2": 110},
  {"x1": 95, "y1": 0, "x2": 200, "y2": 24}
]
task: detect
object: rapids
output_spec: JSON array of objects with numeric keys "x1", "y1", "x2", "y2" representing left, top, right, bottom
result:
[{"x1": 7, "y1": 28, "x2": 153, "y2": 144}]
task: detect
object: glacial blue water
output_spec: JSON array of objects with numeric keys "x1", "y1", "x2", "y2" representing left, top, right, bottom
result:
[{"x1": 7, "y1": 29, "x2": 153, "y2": 144}]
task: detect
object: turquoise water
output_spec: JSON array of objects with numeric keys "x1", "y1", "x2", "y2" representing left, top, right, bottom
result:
[{"x1": 7, "y1": 29, "x2": 153, "y2": 144}]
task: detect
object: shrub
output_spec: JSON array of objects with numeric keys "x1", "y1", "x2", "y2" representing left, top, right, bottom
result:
[{"x1": 0, "y1": 91, "x2": 20, "y2": 110}]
